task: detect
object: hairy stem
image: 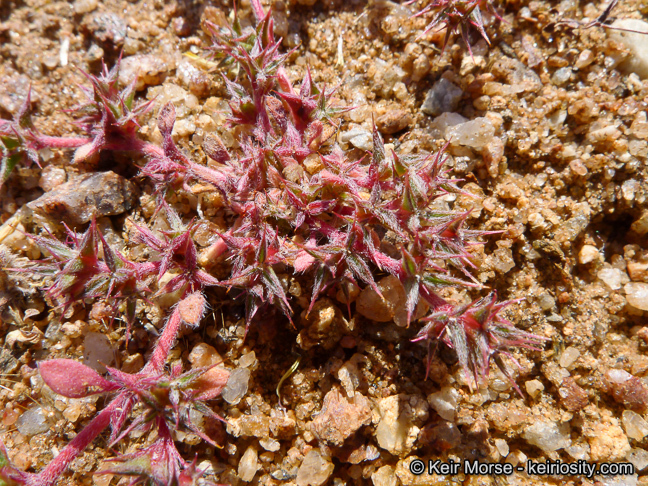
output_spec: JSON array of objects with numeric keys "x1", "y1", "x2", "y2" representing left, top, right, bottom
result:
[
  {"x1": 143, "y1": 306, "x2": 182, "y2": 373},
  {"x1": 36, "y1": 135, "x2": 91, "y2": 149}
]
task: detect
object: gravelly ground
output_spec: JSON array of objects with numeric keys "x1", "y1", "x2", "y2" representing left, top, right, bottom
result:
[{"x1": 1, "y1": 0, "x2": 648, "y2": 485}]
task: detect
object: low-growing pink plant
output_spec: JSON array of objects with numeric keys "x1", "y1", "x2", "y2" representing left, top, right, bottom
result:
[
  {"x1": 0, "y1": 293, "x2": 228, "y2": 486},
  {"x1": 0, "y1": 58, "x2": 163, "y2": 189}
]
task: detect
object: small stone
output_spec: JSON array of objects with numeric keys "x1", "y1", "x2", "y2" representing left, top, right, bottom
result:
[
  {"x1": 295, "y1": 450, "x2": 334, "y2": 486},
  {"x1": 62, "y1": 398, "x2": 88, "y2": 422},
  {"x1": 631, "y1": 211, "x2": 648, "y2": 235},
  {"x1": 622, "y1": 180, "x2": 640, "y2": 201},
  {"x1": 28, "y1": 171, "x2": 138, "y2": 226},
  {"x1": 492, "y1": 247, "x2": 515, "y2": 273},
  {"x1": 83, "y1": 332, "x2": 114, "y2": 373},
  {"x1": 628, "y1": 448, "x2": 648, "y2": 471},
  {"x1": 565, "y1": 444, "x2": 589, "y2": 461},
  {"x1": 551, "y1": 67, "x2": 572, "y2": 85},
  {"x1": 375, "y1": 395, "x2": 422, "y2": 456},
  {"x1": 430, "y1": 112, "x2": 468, "y2": 138},
  {"x1": 230, "y1": 415, "x2": 269, "y2": 438},
  {"x1": 587, "y1": 421, "x2": 630, "y2": 462},
  {"x1": 421, "y1": 78, "x2": 463, "y2": 116},
  {"x1": 356, "y1": 275, "x2": 402, "y2": 323},
  {"x1": 446, "y1": 117, "x2": 495, "y2": 149},
  {"x1": 605, "y1": 369, "x2": 648, "y2": 412},
  {"x1": 270, "y1": 414, "x2": 297, "y2": 439},
  {"x1": 622, "y1": 411, "x2": 648, "y2": 441},
  {"x1": 174, "y1": 118, "x2": 196, "y2": 138},
  {"x1": 608, "y1": 19, "x2": 648, "y2": 79},
  {"x1": 0, "y1": 71, "x2": 32, "y2": 115},
  {"x1": 579, "y1": 245, "x2": 600, "y2": 264},
  {"x1": 74, "y1": 0, "x2": 98, "y2": 14},
  {"x1": 627, "y1": 261, "x2": 648, "y2": 282},
  {"x1": 239, "y1": 351, "x2": 257, "y2": 368},
  {"x1": 238, "y1": 446, "x2": 259, "y2": 482},
  {"x1": 16, "y1": 406, "x2": 50, "y2": 436},
  {"x1": 525, "y1": 379, "x2": 544, "y2": 399},
  {"x1": 177, "y1": 61, "x2": 211, "y2": 97},
  {"x1": 340, "y1": 127, "x2": 372, "y2": 150},
  {"x1": 188, "y1": 343, "x2": 222, "y2": 368},
  {"x1": 311, "y1": 388, "x2": 372, "y2": 446},
  {"x1": 259, "y1": 437, "x2": 280, "y2": 452},
  {"x1": 121, "y1": 354, "x2": 143, "y2": 373},
  {"x1": 523, "y1": 420, "x2": 571, "y2": 452},
  {"x1": 537, "y1": 292, "x2": 556, "y2": 312},
  {"x1": 412, "y1": 55, "x2": 431, "y2": 82},
  {"x1": 559, "y1": 347, "x2": 580, "y2": 368},
  {"x1": 507, "y1": 59, "x2": 543, "y2": 93},
  {"x1": 119, "y1": 54, "x2": 173, "y2": 91},
  {"x1": 61, "y1": 320, "x2": 84, "y2": 339},
  {"x1": 86, "y1": 44, "x2": 104, "y2": 62},
  {"x1": 575, "y1": 49, "x2": 595, "y2": 69},
  {"x1": 376, "y1": 109, "x2": 412, "y2": 134},
  {"x1": 83, "y1": 12, "x2": 127, "y2": 46},
  {"x1": 494, "y1": 438, "x2": 509, "y2": 457},
  {"x1": 297, "y1": 298, "x2": 346, "y2": 350},
  {"x1": 569, "y1": 159, "x2": 588, "y2": 177},
  {"x1": 559, "y1": 377, "x2": 589, "y2": 412},
  {"x1": 419, "y1": 421, "x2": 461, "y2": 451},
  {"x1": 427, "y1": 387, "x2": 460, "y2": 422},
  {"x1": 597, "y1": 267, "x2": 628, "y2": 291},
  {"x1": 482, "y1": 137, "x2": 504, "y2": 177},
  {"x1": 337, "y1": 354, "x2": 364, "y2": 396},
  {"x1": 625, "y1": 283, "x2": 648, "y2": 311},
  {"x1": 371, "y1": 465, "x2": 397, "y2": 486},
  {"x1": 356, "y1": 275, "x2": 426, "y2": 326},
  {"x1": 487, "y1": 402, "x2": 529, "y2": 430},
  {"x1": 558, "y1": 204, "x2": 591, "y2": 242},
  {"x1": 221, "y1": 367, "x2": 250, "y2": 405},
  {"x1": 335, "y1": 281, "x2": 360, "y2": 305},
  {"x1": 38, "y1": 166, "x2": 67, "y2": 192},
  {"x1": 631, "y1": 112, "x2": 648, "y2": 140}
]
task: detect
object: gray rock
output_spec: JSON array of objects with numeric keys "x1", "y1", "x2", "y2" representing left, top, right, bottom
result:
[
  {"x1": 83, "y1": 12, "x2": 127, "y2": 46},
  {"x1": 421, "y1": 78, "x2": 463, "y2": 116},
  {"x1": 0, "y1": 69, "x2": 32, "y2": 115},
  {"x1": 83, "y1": 331, "x2": 115, "y2": 373},
  {"x1": 523, "y1": 420, "x2": 571, "y2": 452},
  {"x1": 16, "y1": 406, "x2": 50, "y2": 436},
  {"x1": 507, "y1": 60, "x2": 542, "y2": 93},
  {"x1": 27, "y1": 171, "x2": 138, "y2": 226}
]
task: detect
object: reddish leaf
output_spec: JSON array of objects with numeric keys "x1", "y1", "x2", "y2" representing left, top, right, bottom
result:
[{"x1": 39, "y1": 359, "x2": 116, "y2": 398}]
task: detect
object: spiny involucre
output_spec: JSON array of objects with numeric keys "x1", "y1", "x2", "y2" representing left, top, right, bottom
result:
[
  {"x1": 190, "y1": 0, "x2": 546, "y2": 388},
  {"x1": 411, "y1": 0, "x2": 501, "y2": 55},
  {"x1": 0, "y1": 57, "x2": 162, "y2": 189},
  {"x1": 26, "y1": 205, "x2": 217, "y2": 339}
]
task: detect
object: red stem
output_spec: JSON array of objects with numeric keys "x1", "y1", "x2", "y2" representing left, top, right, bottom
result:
[
  {"x1": 36, "y1": 135, "x2": 91, "y2": 149},
  {"x1": 143, "y1": 306, "x2": 182, "y2": 373}
]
